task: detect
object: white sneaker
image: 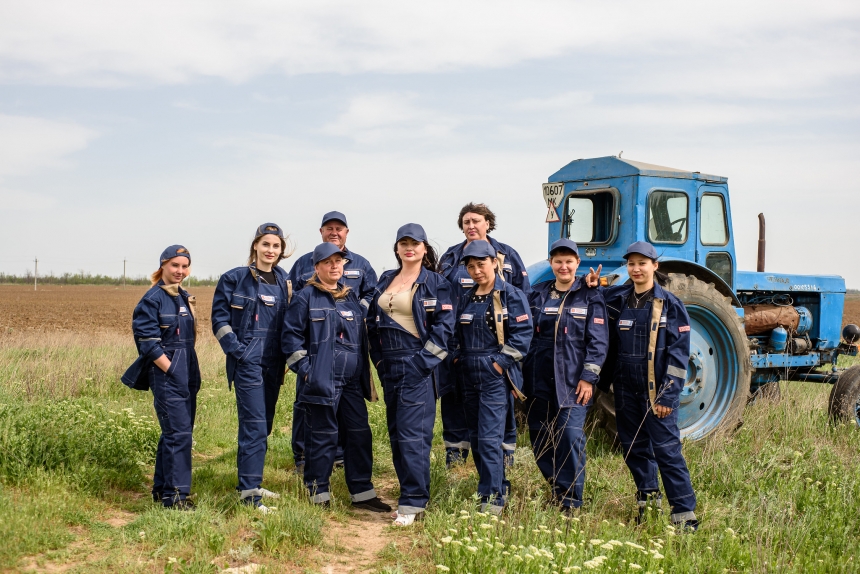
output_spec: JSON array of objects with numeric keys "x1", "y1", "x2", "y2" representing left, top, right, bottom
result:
[
  {"x1": 240, "y1": 488, "x2": 281, "y2": 500},
  {"x1": 257, "y1": 488, "x2": 281, "y2": 499},
  {"x1": 393, "y1": 513, "x2": 417, "y2": 526},
  {"x1": 257, "y1": 503, "x2": 273, "y2": 515}
]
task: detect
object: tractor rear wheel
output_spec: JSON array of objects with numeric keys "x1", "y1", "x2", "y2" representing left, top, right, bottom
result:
[
  {"x1": 828, "y1": 365, "x2": 860, "y2": 427},
  {"x1": 597, "y1": 273, "x2": 752, "y2": 441}
]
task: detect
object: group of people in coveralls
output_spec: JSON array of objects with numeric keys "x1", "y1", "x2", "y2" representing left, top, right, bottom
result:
[{"x1": 123, "y1": 203, "x2": 698, "y2": 530}]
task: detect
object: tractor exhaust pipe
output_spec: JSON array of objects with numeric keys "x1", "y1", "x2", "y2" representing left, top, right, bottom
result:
[{"x1": 757, "y1": 213, "x2": 766, "y2": 272}]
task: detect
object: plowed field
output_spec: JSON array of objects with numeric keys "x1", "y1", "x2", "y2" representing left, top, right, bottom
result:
[
  {"x1": 0, "y1": 284, "x2": 216, "y2": 335},
  {"x1": 1, "y1": 284, "x2": 857, "y2": 335}
]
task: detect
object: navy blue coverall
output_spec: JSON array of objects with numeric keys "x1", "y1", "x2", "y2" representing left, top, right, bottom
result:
[
  {"x1": 439, "y1": 237, "x2": 530, "y2": 465},
  {"x1": 288, "y1": 246, "x2": 377, "y2": 465},
  {"x1": 123, "y1": 282, "x2": 201, "y2": 506},
  {"x1": 282, "y1": 283, "x2": 379, "y2": 505},
  {"x1": 211, "y1": 265, "x2": 289, "y2": 503},
  {"x1": 451, "y1": 276, "x2": 532, "y2": 512},
  {"x1": 523, "y1": 278, "x2": 608, "y2": 509},
  {"x1": 367, "y1": 267, "x2": 456, "y2": 514},
  {"x1": 600, "y1": 283, "x2": 697, "y2": 522}
]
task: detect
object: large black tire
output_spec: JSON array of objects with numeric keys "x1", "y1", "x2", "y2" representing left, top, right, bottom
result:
[
  {"x1": 597, "y1": 273, "x2": 752, "y2": 441},
  {"x1": 828, "y1": 365, "x2": 860, "y2": 427}
]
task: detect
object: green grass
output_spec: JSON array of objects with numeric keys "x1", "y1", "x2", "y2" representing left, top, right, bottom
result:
[{"x1": 0, "y1": 335, "x2": 859, "y2": 572}]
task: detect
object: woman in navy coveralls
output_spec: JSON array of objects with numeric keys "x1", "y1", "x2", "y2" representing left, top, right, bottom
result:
[
  {"x1": 367, "y1": 224, "x2": 456, "y2": 526},
  {"x1": 438, "y1": 203, "x2": 530, "y2": 467},
  {"x1": 451, "y1": 240, "x2": 532, "y2": 514},
  {"x1": 596, "y1": 241, "x2": 698, "y2": 529},
  {"x1": 523, "y1": 239, "x2": 608, "y2": 513},
  {"x1": 123, "y1": 245, "x2": 200, "y2": 510},
  {"x1": 282, "y1": 243, "x2": 391, "y2": 513},
  {"x1": 211, "y1": 223, "x2": 292, "y2": 513}
]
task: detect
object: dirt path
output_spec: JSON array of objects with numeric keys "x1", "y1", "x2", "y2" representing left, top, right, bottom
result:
[{"x1": 313, "y1": 510, "x2": 393, "y2": 574}]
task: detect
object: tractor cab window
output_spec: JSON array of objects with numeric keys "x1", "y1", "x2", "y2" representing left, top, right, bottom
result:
[
  {"x1": 700, "y1": 193, "x2": 728, "y2": 245},
  {"x1": 706, "y1": 252, "x2": 733, "y2": 286},
  {"x1": 563, "y1": 191, "x2": 616, "y2": 245},
  {"x1": 648, "y1": 191, "x2": 688, "y2": 244}
]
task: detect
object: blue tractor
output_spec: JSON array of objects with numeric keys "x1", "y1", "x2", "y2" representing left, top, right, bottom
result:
[{"x1": 528, "y1": 156, "x2": 860, "y2": 439}]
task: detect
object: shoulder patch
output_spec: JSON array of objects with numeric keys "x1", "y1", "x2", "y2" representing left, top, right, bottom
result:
[
  {"x1": 678, "y1": 325, "x2": 691, "y2": 333},
  {"x1": 515, "y1": 314, "x2": 529, "y2": 322},
  {"x1": 522, "y1": 271, "x2": 528, "y2": 276},
  {"x1": 441, "y1": 304, "x2": 453, "y2": 310},
  {"x1": 593, "y1": 317, "x2": 604, "y2": 324}
]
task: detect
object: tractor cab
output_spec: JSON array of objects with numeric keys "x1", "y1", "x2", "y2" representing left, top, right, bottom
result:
[{"x1": 531, "y1": 156, "x2": 737, "y2": 299}]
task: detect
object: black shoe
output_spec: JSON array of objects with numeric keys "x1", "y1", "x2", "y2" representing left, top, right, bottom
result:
[
  {"x1": 152, "y1": 491, "x2": 162, "y2": 503},
  {"x1": 674, "y1": 519, "x2": 699, "y2": 532},
  {"x1": 333, "y1": 459, "x2": 344, "y2": 469},
  {"x1": 166, "y1": 499, "x2": 196, "y2": 511},
  {"x1": 352, "y1": 497, "x2": 392, "y2": 513},
  {"x1": 560, "y1": 505, "x2": 579, "y2": 517},
  {"x1": 314, "y1": 500, "x2": 330, "y2": 509},
  {"x1": 294, "y1": 462, "x2": 305, "y2": 476}
]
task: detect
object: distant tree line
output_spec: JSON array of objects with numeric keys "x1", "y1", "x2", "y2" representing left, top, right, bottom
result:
[{"x1": 0, "y1": 272, "x2": 220, "y2": 287}]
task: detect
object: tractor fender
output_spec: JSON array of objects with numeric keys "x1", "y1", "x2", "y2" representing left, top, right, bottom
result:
[{"x1": 655, "y1": 258, "x2": 740, "y2": 306}]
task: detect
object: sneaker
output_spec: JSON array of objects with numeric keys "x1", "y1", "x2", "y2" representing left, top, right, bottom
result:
[
  {"x1": 352, "y1": 497, "x2": 392, "y2": 513},
  {"x1": 480, "y1": 502, "x2": 504, "y2": 516},
  {"x1": 166, "y1": 499, "x2": 196, "y2": 511},
  {"x1": 393, "y1": 512, "x2": 422, "y2": 526}
]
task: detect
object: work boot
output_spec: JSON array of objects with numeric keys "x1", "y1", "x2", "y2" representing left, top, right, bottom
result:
[
  {"x1": 671, "y1": 511, "x2": 699, "y2": 532},
  {"x1": 152, "y1": 491, "x2": 162, "y2": 503},
  {"x1": 636, "y1": 493, "x2": 663, "y2": 525},
  {"x1": 352, "y1": 497, "x2": 392, "y2": 513}
]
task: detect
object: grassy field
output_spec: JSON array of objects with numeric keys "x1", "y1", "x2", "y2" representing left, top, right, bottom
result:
[{"x1": 1, "y1": 285, "x2": 859, "y2": 573}]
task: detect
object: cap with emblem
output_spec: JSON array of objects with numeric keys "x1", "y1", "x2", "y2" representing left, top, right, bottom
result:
[
  {"x1": 255, "y1": 222, "x2": 285, "y2": 239},
  {"x1": 160, "y1": 245, "x2": 191, "y2": 265},
  {"x1": 549, "y1": 238, "x2": 579, "y2": 257},
  {"x1": 312, "y1": 242, "x2": 350, "y2": 265},
  {"x1": 460, "y1": 240, "x2": 497, "y2": 263},
  {"x1": 395, "y1": 223, "x2": 427, "y2": 243},
  {"x1": 623, "y1": 241, "x2": 658, "y2": 260},
  {"x1": 321, "y1": 211, "x2": 348, "y2": 228}
]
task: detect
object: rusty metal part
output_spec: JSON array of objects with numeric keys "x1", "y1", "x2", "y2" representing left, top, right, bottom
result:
[
  {"x1": 757, "y1": 213, "x2": 766, "y2": 272},
  {"x1": 743, "y1": 304, "x2": 800, "y2": 335}
]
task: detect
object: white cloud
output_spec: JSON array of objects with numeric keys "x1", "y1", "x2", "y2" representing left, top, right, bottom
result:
[
  {"x1": 321, "y1": 93, "x2": 459, "y2": 144},
  {"x1": 0, "y1": 114, "x2": 98, "y2": 177},
  {"x1": 1, "y1": 0, "x2": 858, "y2": 100},
  {"x1": 0, "y1": 188, "x2": 56, "y2": 211}
]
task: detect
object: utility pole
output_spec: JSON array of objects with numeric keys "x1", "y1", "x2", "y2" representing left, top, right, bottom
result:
[
  {"x1": 123, "y1": 258, "x2": 127, "y2": 288},
  {"x1": 34, "y1": 257, "x2": 38, "y2": 291}
]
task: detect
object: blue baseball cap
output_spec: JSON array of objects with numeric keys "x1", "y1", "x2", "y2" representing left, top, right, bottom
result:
[
  {"x1": 549, "y1": 238, "x2": 579, "y2": 257},
  {"x1": 395, "y1": 223, "x2": 427, "y2": 242},
  {"x1": 624, "y1": 241, "x2": 658, "y2": 260},
  {"x1": 460, "y1": 240, "x2": 497, "y2": 263},
  {"x1": 255, "y1": 222, "x2": 285, "y2": 239},
  {"x1": 160, "y1": 245, "x2": 190, "y2": 265},
  {"x1": 312, "y1": 242, "x2": 350, "y2": 265},
  {"x1": 321, "y1": 211, "x2": 348, "y2": 228}
]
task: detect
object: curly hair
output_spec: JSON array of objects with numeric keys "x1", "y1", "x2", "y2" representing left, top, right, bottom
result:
[{"x1": 457, "y1": 203, "x2": 496, "y2": 232}]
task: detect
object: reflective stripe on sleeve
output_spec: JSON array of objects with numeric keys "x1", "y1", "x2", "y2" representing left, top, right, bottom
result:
[
  {"x1": 138, "y1": 337, "x2": 161, "y2": 342},
  {"x1": 360, "y1": 299, "x2": 370, "y2": 309},
  {"x1": 286, "y1": 350, "x2": 307, "y2": 368},
  {"x1": 215, "y1": 325, "x2": 233, "y2": 341},
  {"x1": 423, "y1": 340, "x2": 448, "y2": 360},
  {"x1": 667, "y1": 365, "x2": 687, "y2": 379},
  {"x1": 501, "y1": 344, "x2": 523, "y2": 361},
  {"x1": 583, "y1": 363, "x2": 601, "y2": 375}
]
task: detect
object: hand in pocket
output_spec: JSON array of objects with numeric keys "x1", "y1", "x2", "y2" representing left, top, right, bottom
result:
[{"x1": 492, "y1": 361, "x2": 503, "y2": 374}]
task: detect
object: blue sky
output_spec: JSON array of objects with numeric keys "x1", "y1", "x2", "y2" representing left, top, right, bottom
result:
[{"x1": 1, "y1": 1, "x2": 858, "y2": 286}]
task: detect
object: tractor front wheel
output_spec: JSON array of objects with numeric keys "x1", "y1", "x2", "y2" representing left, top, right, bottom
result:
[
  {"x1": 828, "y1": 365, "x2": 860, "y2": 427},
  {"x1": 596, "y1": 273, "x2": 752, "y2": 441}
]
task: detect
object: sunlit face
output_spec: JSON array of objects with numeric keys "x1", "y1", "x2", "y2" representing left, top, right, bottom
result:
[
  {"x1": 320, "y1": 221, "x2": 349, "y2": 249},
  {"x1": 397, "y1": 238, "x2": 426, "y2": 265},
  {"x1": 162, "y1": 256, "x2": 190, "y2": 285},
  {"x1": 626, "y1": 254, "x2": 658, "y2": 286},
  {"x1": 461, "y1": 212, "x2": 490, "y2": 242},
  {"x1": 465, "y1": 256, "x2": 497, "y2": 288},
  {"x1": 550, "y1": 251, "x2": 580, "y2": 285},
  {"x1": 254, "y1": 234, "x2": 283, "y2": 267},
  {"x1": 314, "y1": 254, "x2": 345, "y2": 285}
]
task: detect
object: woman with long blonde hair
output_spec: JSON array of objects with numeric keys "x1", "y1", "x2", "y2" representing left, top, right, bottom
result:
[{"x1": 122, "y1": 245, "x2": 200, "y2": 510}]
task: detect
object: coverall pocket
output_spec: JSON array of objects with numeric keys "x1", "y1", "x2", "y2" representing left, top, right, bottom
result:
[
  {"x1": 399, "y1": 382, "x2": 427, "y2": 406},
  {"x1": 632, "y1": 324, "x2": 649, "y2": 356},
  {"x1": 238, "y1": 338, "x2": 259, "y2": 364}
]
